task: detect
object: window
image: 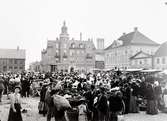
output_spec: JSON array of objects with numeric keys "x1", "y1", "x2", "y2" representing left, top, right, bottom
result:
[
  {"x1": 79, "y1": 43, "x2": 84, "y2": 48},
  {"x1": 14, "y1": 66, "x2": 18, "y2": 69},
  {"x1": 144, "y1": 59, "x2": 147, "y2": 64},
  {"x1": 70, "y1": 51, "x2": 73, "y2": 56},
  {"x1": 14, "y1": 60, "x2": 17, "y2": 64},
  {"x1": 71, "y1": 43, "x2": 75, "y2": 48},
  {"x1": 135, "y1": 60, "x2": 137, "y2": 65},
  {"x1": 56, "y1": 49, "x2": 59, "y2": 53},
  {"x1": 157, "y1": 58, "x2": 160, "y2": 64},
  {"x1": 64, "y1": 44, "x2": 67, "y2": 49},
  {"x1": 125, "y1": 50, "x2": 128, "y2": 55},
  {"x1": 56, "y1": 43, "x2": 59, "y2": 48},
  {"x1": 139, "y1": 61, "x2": 142, "y2": 65},
  {"x1": 77, "y1": 50, "x2": 80, "y2": 54},
  {"x1": 19, "y1": 67, "x2": 23, "y2": 69},
  {"x1": 9, "y1": 66, "x2": 13, "y2": 69},
  {"x1": 3, "y1": 60, "x2": 6, "y2": 65},
  {"x1": 162, "y1": 57, "x2": 166, "y2": 64},
  {"x1": 20, "y1": 60, "x2": 24, "y2": 64},
  {"x1": 47, "y1": 45, "x2": 53, "y2": 48},
  {"x1": 64, "y1": 50, "x2": 67, "y2": 53},
  {"x1": 9, "y1": 59, "x2": 13, "y2": 64}
]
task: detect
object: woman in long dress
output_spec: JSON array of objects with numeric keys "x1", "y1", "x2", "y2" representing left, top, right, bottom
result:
[
  {"x1": 146, "y1": 83, "x2": 158, "y2": 115},
  {"x1": 129, "y1": 82, "x2": 139, "y2": 113},
  {"x1": 8, "y1": 85, "x2": 22, "y2": 121}
]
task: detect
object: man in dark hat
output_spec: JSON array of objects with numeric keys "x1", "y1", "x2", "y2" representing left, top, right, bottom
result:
[{"x1": 96, "y1": 86, "x2": 108, "y2": 121}]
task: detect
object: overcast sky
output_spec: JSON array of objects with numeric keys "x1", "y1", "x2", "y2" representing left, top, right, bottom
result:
[{"x1": 0, "y1": 0, "x2": 167, "y2": 69}]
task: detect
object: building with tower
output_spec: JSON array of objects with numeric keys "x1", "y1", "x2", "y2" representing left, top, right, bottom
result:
[{"x1": 41, "y1": 21, "x2": 96, "y2": 72}]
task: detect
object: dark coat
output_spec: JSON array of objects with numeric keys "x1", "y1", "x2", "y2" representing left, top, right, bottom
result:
[
  {"x1": 0, "y1": 78, "x2": 5, "y2": 90},
  {"x1": 84, "y1": 90, "x2": 95, "y2": 111},
  {"x1": 109, "y1": 96, "x2": 124, "y2": 112},
  {"x1": 146, "y1": 84, "x2": 155, "y2": 100},
  {"x1": 96, "y1": 94, "x2": 108, "y2": 114}
]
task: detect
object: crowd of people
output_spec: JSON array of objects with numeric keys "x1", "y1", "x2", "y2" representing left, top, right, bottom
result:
[{"x1": 0, "y1": 70, "x2": 167, "y2": 121}]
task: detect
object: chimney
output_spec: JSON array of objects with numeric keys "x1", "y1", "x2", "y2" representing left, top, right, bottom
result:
[
  {"x1": 97, "y1": 38, "x2": 104, "y2": 50},
  {"x1": 134, "y1": 27, "x2": 138, "y2": 32},
  {"x1": 17, "y1": 46, "x2": 19, "y2": 50},
  {"x1": 80, "y1": 32, "x2": 82, "y2": 41}
]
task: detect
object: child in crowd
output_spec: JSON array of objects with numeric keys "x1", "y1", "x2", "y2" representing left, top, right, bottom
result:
[{"x1": 78, "y1": 97, "x2": 88, "y2": 121}]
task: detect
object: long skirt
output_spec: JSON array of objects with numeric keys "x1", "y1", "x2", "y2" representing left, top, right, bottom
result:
[
  {"x1": 164, "y1": 95, "x2": 167, "y2": 107},
  {"x1": 97, "y1": 110, "x2": 107, "y2": 121},
  {"x1": 8, "y1": 103, "x2": 22, "y2": 121},
  {"x1": 109, "y1": 112, "x2": 118, "y2": 121},
  {"x1": 146, "y1": 100, "x2": 158, "y2": 115},
  {"x1": 78, "y1": 114, "x2": 88, "y2": 121},
  {"x1": 129, "y1": 96, "x2": 139, "y2": 113}
]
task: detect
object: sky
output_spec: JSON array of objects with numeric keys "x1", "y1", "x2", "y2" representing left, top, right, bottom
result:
[{"x1": 0, "y1": 0, "x2": 167, "y2": 69}]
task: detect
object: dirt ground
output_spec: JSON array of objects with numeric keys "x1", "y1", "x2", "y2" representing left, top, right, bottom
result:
[{"x1": 1, "y1": 95, "x2": 167, "y2": 121}]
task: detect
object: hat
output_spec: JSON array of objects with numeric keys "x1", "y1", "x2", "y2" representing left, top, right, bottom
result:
[
  {"x1": 80, "y1": 97, "x2": 86, "y2": 101},
  {"x1": 15, "y1": 85, "x2": 21, "y2": 90}
]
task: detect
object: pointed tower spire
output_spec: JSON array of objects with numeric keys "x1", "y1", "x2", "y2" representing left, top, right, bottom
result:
[
  {"x1": 63, "y1": 21, "x2": 66, "y2": 26},
  {"x1": 61, "y1": 21, "x2": 68, "y2": 34},
  {"x1": 60, "y1": 21, "x2": 69, "y2": 40}
]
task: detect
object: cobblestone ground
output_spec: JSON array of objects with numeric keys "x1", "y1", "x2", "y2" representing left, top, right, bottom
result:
[{"x1": 0, "y1": 95, "x2": 167, "y2": 121}]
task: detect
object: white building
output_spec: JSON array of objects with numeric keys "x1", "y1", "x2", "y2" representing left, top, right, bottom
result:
[
  {"x1": 105, "y1": 27, "x2": 159, "y2": 70},
  {"x1": 130, "y1": 51, "x2": 153, "y2": 69},
  {"x1": 154, "y1": 41, "x2": 167, "y2": 70}
]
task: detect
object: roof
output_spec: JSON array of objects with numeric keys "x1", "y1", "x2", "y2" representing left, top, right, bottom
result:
[
  {"x1": 154, "y1": 41, "x2": 167, "y2": 57},
  {"x1": 0, "y1": 49, "x2": 26, "y2": 59},
  {"x1": 130, "y1": 51, "x2": 152, "y2": 60},
  {"x1": 105, "y1": 28, "x2": 159, "y2": 50}
]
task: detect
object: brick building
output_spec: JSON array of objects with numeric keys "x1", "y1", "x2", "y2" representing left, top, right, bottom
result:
[{"x1": 0, "y1": 48, "x2": 26, "y2": 72}]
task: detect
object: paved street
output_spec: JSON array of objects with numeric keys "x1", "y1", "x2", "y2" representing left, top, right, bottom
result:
[{"x1": 1, "y1": 96, "x2": 167, "y2": 121}]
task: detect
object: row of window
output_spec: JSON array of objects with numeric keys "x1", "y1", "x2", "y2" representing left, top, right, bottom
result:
[
  {"x1": 9, "y1": 66, "x2": 24, "y2": 70},
  {"x1": 0, "y1": 60, "x2": 24, "y2": 65},
  {"x1": 48, "y1": 43, "x2": 85, "y2": 49},
  {"x1": 2, "y1": 66, "x2": 24, "y2": 71},
  {"x1": 157, "y1": 58, "x2": 166, "y2": 64},
  {"x1": 134, "y1": 59, "x2": 148, "y2": 65},
  {"x1": 71, "y1": 43, "x2": 85, "y2": 48}
]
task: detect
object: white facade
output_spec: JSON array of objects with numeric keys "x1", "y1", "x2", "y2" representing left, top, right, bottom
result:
[
  {"x1": 105, "y1": 28, "x2": 159, "y2": 70},
  {"x1": 130, "y1": 51, "x2": 153, "y2": 69},
  {"x1": 105, "y1": 45, "x2": 158, "y2": 69},
  {"x1": 154, "y1": 56, "x2": 167, "y2": 70}
]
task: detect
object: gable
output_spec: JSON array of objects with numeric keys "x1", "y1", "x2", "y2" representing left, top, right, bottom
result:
[
  {"x1": 130, "y1": 51, "x2": 152, "y2": 60},
  {"x1": 134, "y1": 53, "x2": 150, "y2": 59}
]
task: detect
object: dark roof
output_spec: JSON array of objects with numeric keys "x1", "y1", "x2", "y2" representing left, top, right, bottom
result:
[
  {"x1": 119, "y1": 30, "x2": 159, "y2": 46},
  {"x1": 154, "y1": 41, "x2": 167, "y2": 57},
  {"x1": 105, "y1": 28, "x2": 159, "y2": 50},
  {"x1": 130, "y1": 51, "x2": 152, "y2": 60}
]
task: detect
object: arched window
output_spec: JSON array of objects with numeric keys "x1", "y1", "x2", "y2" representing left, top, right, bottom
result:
[
  {"x1": 71, "y1": 43, "x2": 75, "y2": 48},
  {"x1": 162, "y1": 57, "x2": 166, "y2": 64},
  {"x1": 79, "y1": 43, "x2": 84, "y2": 48},
  {"x1": 157, "y1": 58, "x2": 160, "y2": 64}
]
